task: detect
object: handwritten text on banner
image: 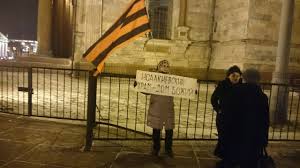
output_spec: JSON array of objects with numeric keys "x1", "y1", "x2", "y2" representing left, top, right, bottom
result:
[{"x1": 134, "y1": 70, "x2": 198, "y2": 99}]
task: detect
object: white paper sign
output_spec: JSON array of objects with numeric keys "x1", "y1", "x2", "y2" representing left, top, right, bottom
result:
[{"x1": 134, "y1": 70, "x2": 198, "y2": 99}]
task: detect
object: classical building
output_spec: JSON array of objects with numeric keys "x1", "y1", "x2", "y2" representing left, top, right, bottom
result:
[
  {"x1": 0, "y1": 32, "x2": 8, "y2": 59},
  {"x1": 37, "y1": 0, "x2": 300, "y2": 79}
]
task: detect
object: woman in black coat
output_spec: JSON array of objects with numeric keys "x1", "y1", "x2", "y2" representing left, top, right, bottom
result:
[
  {"x1": 211, "y1": 65, "x2": 242, "y2": 160},
  {"x1": 224, "y1": 68, "x2": 270, "y2": 168}
]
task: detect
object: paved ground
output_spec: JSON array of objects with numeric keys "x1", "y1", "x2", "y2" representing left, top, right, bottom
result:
[{"x1": 0, "y1": 113, "x2": 300, "y2": 168}]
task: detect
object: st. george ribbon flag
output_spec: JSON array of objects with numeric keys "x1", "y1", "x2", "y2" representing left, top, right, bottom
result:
[{"x1": 83, "y1": 0, "x2": 151, "y2": 75}]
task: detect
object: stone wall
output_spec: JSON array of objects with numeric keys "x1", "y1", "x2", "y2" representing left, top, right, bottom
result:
[
  {"x1": 73, "y1": 0, "x2": 213, "y2": 78},
  {"x1": 244, "y1": 0, "x2": 300, "y2": 74},
  {"x1": 186, "y1": 0, "x2": 211, "y2": 41},
  {"x1": 211, "y1": 0, "x2": 300, "y2": 79},
  {"x1": 211, "y1": 0, "x2": 249, "y2": 70},
  {"x1": 293, "y1": 0, "x2": 300, "y2": 44},
  {"x1": 72, "y1": 0, "x2": 300, "y2": 80}
]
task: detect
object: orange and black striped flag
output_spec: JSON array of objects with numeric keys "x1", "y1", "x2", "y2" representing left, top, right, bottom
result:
[{"x1": 83, "y1": 0, "x2": 151, "y2": 75}]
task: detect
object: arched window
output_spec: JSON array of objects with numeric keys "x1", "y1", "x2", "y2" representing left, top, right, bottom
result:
[{"x1": 148, "y1": 0, "x2": 172, "y2": 40}]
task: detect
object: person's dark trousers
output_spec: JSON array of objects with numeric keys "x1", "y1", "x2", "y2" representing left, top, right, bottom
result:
[
  {"x1": 216, "y1": 159, "x2": 237, "y2": 168},
  {"x1": 239, "y1": 150, "x2": 260, "y2": 168},
  {"x1": 152, "y1": 129, "x2": 161, "y2": 155},
  {"x1": 214, "y1": 113, "x2": 225, "y2": 158},
  {"x1": 165, "y1": 129, "x2": 174, "y2": 157},
  {"x1": 240, "y1": 160, "x2": 258, "y2": 168}
]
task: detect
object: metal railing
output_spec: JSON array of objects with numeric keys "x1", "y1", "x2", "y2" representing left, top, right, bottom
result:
[
  {"x1": 92, "y1": 76, "x2": 300, "y2": 142},
  {"x1": 0, "y1": 66, "x2": 299, "y2": 147},
  {"x1": 92, "y1": 75, "x2": 218, "y2": 141},
  {"x1": 0, "y1": 66, "x2": 89, "y2": 120}
]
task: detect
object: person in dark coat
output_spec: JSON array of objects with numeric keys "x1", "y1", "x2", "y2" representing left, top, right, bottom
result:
[
  {"x1": 224, "y1": 68, "x2": 270, "y2": 168},
  {"x1": 211, "y1": 65, "x2": 242, "y2": 161}
]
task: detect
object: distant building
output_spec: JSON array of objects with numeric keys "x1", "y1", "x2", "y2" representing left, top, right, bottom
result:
[
  {"x1": 0, "y1": 32, "x2": 8, "y2": 58},
  {"x1": 8, "y1": 39, "x2": 38, "y2": 57}
]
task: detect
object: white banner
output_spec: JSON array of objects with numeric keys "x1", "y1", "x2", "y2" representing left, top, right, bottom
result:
[{"x1": 134, "y1": 70, "x2": 198, "y2": 100}]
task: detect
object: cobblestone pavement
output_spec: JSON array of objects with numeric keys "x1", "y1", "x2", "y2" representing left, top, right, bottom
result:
[{"x1": 1, "y1": 113, "x2": 300, "y2": 168}]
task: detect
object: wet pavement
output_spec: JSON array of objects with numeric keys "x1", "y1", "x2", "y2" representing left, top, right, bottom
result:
[{"x1": 0, "y1": 113, "x2": 300, "y2": 168}]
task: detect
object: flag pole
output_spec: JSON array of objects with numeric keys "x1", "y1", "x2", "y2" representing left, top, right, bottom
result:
[{"x1": 84, "y1": 68, "x2": 97, "y2": 151}]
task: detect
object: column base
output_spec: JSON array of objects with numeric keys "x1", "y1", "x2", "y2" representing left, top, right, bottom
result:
[
  {"x1": 270, "y1": 71, "x2": 289, "y2": 125},
  {"x1": 271, "y1": 71, "x2": 289, "y2": 84},
  {"x1": 37, "y1": 50, "x2": 53, "y2": 57}
]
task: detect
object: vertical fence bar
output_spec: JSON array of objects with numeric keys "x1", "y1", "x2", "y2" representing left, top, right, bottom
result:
[
  {"x1": 134, "y1": 92, "x2": 139, "y2": 138},
  {"x1": 11, "y1": 68, "x2": 14, "y2": 112},
  {"x1": 43, "y1": 68, "x2": 45, "y2": 116},
  {"x1": 17, "y1": 68, "x2": 20, "y2": 114},
  {"x1": 28, "y1": 68, "x2": 33, "y2": 116},
  {"x1": 85, "y1": 71, "x2": 97, "y2": 151},
  {"x1": 294, "y1": 93, "x2": 300, "y2": 140},
  {"x1": 186, "y1": 100, "x2": 191, "y2": 139},
  {"x1": 36, "y1": 68, "x2": 39, "y2": 115},
  {"x1": 273, "y1": 86, "x2": 280, "y2": 139},
  {"x1": 194, "y1": 82, "x2": 201, "y2": 139},
  {"x1": 70, "y1": 71, "x2": 73, "y2": 118},
  {"x1": 84, "y1": 71, "x2": 87, "y2": 119},
  {"x1": 209, "y1": 84, "x2": 215, "y2": 139},
  {"x1": 107, "y1": 76, "x2": 112, "y2": 138},
  {"x1": 1, "y1": 69, "x2": 3, "y2": 110},
  {"x1": 63, "y1": 70, "x2": 66, "y2": 118},
  {"x1": 177, "y1": 98, "x2": 182, "y2": 139},
  {"x1": 49, "y1": 69, "x2": 52, "y2": 117},
  {"x1": 56, "y1": 70, "x2": 59, "y2": 117},
  {"x1": 116, "y1": 77, "x2": 121, "y2": 137},
  {"x1": 76, "y1": 71, "x2": 80, "y2": 119},
  {"x1": 125, "y1": 78, "x2": 131, "y2": 138},
  {"x1": 97, "y1": 76, "x2": 102, "y2": 138},
  {"x1": 144, "y1": 95, "x2": 148, "y2": 136},
  {"x1": 6, "y1": 67, "x2": 8, "y2": 111},
  {"x1": 287, "y1": 87, "x2": 294, "y2": 139},
  {"x1": 202, "y1": 83, "x2": 209, "y2": 138}
]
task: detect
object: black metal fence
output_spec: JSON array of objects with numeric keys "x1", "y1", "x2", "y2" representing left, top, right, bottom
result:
[
  {"x1": 0, "y1": 66, "x2": 300, "y2": 144},
  {"x1": 93, "y1": 75, "x2": 218, "y2": 141},
  {"x1": 93, "y1": 76, "x2": 300, "y2": 142},
  {"x1": 0, "y1": 66, "x2": 89, "y2": 120}
]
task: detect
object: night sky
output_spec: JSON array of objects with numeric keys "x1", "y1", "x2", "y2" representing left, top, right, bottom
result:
[{"x1": 0, "y1": 0, "x2": 38, "y2": 40}]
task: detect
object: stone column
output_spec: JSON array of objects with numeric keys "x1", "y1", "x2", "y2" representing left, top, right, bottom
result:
[
  {"x1": 176, "y1": 0, "x2": 189, "y2": 40},
  {"x1": 0, "y1": 41, "x2": 5, "y2": 57},
  {"x1": 270, "y1": 0, "x2": 295, "y2": 124},
  {"x1": 0, "y1": 42, "x2": 3, "y2": 57},
  {"x1": 73, "y1": 0, "x2": 87, "y2": 68},
  {"x1": 4, "y1": 42, "x2": 8, "y2": 57},
  {"x1": 37, "y1": 0, "x2": 52, "y2": 56},
  {"x1": 179, "y1": 0, "x2": 186, "y2": 26}
]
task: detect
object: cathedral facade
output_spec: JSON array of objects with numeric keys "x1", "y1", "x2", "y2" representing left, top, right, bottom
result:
[{"x1": 37, "y1": 0, "x2": 300, "y2": 79}]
